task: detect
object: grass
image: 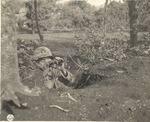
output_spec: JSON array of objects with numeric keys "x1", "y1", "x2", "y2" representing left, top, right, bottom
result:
[
  {"x1": 16, "y1": 31, "x2": 148, "y2": 42},
  {"x1": 16, "y1": 32, "x2": 74, "y2": 42}
]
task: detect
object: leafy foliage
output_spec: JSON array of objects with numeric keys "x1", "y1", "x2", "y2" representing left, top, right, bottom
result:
[
  {"x1": 74, "y1": 27, "x2": 128, "y2": 65},
  {"x1": 137, "y1": 0, "x2": 150, "y2": 32},
  {"x1": 19, "y1": 0, "x2": 97, "y2": 31},
  {"x1": 95, "y1": 1, "x2": 129, "y2": 32},
  {"x1": 17, "y1": 39, "x2": 39, "y2": 80},
  {"x1": 74, "y1": 0, "x2": 150, "y2": 67},
  {"x1": 59, "y1": 1, "x2": 96, "y2": 30},
  {"x1": 18, "y1": 0, "x2": 59, "y2": 32}
]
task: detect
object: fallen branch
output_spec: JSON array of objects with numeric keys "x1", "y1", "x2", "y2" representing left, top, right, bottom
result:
[
  {"x1": 50, "y1": 105, "x2": 69, "y2": 112},
  {"x1": 62, "y1": 46, "x2": 85, "y2": 70},
  {"x1": 67, "y1": 92, "x2": 78, "y2": 102},
  {"x1": 69, "y1": 54, "x2": 84, "y2": 70}
]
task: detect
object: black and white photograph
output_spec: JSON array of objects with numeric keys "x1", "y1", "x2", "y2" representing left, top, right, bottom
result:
[{"x1": 1, "y1": 0, "x2": 150, "y2": 121}]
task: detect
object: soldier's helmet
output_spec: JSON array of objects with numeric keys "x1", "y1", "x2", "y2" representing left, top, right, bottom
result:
[{"x1": 33, "y1": 46, "x2": 53, "y2": 60}]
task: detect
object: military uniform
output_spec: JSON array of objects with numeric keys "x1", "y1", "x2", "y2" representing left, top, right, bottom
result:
[{"x1": 33, "y1": 46, "x2": 75, "y2": 89}]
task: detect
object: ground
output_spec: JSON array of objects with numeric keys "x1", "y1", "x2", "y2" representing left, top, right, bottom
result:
[{"x1": 1, "y1": 33, "x2": 150, "y2": 121}]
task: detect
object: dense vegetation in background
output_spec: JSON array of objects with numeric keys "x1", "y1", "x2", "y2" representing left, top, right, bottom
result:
[
  {"x1": 20, "y1": 0, "x2": 96, "y2": 31},
  {"x1": 58, "y1": 1, "x2": 97, "y2": 30},
  {"x1": 95, "y1": 1, "x2": 129, "y2": 32},
  {"x1": 74, "y1": 0, "x2": 149, "y2": 64},
  {"x1": 17, "y1": 0, "x2": 59, "y2": 32},
  {"x1": 19, "y1": 0, "x2": 149, "y2": 33},
  {"x1": 137, "y1": 0, "x2": 150, "y2": 32}
]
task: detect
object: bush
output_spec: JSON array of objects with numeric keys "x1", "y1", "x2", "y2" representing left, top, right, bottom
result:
[
  {"x1": 17, "y1": 39, "x2": 39, "y2": 79},
  {"x1": 74, "y1": 27, "x2": 128, "y2": 65}
]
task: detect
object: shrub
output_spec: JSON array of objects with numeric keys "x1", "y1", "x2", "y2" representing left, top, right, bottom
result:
[{"x1": 74, "y1": 27, "x2": 128, "y2": 65}]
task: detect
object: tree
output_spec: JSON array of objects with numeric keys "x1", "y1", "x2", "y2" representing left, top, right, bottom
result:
[
  {"x1": 127, "y1": 0, "x2": 138, "y2": 47},
  {"x1": 23, "y1": 0, "x2": 59, "y2": 31},
  {"x1": 1, "y1": 0, "x2": 38, "y2": 113},
  {"x1": 59, "y1": 0, "x2": 96, "y2": 30},
  {"x1": 96, "y1": 1, "x2": 129, "y2": 33},
  {"x1": 25, "y1": 0, "x2": 35, "y2": 34},
  {"x1": 34, "y1": 0, "x2": 43, "y2": 41},
  {"x1": 104, "y1": 0, "x2": 109, "y2": 35},
  {"x1": 137, "y1": 0, "x2": 150, "y2": 33}
]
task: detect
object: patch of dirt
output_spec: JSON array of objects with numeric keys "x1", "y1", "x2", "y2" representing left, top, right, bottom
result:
[{"x1": 1, "y1": 40, "x2": 150, "y2": 121}]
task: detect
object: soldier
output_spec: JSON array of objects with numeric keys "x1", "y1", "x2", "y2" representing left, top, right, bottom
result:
[{"x1": 32, "y1": 46, "x2": 75, "y2": 89}]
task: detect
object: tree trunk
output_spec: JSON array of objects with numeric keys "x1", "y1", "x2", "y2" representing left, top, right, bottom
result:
[
  {"x1": 127, "y1": 0, "x2": 138, "y2": 47},
  {"x1": 1, "y1": 1, "x2": 38, "y2": 112},
  {"x1": 30, "y1": 2, "x2": 35, "y2": 34},
  {"x1": 104, "y1": 0, "x2": 109, "y2": 36},
  {"x1": 34, "y1": 0, "x2": 43, "y2": 41},
  {"x1": 1, "y1": 35, "x2": 38, "y2": 110}
]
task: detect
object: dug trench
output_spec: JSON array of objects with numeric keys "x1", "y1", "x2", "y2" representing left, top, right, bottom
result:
[{"x1": 1, "y1": 39, "x2": 150, "y2": 121}]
